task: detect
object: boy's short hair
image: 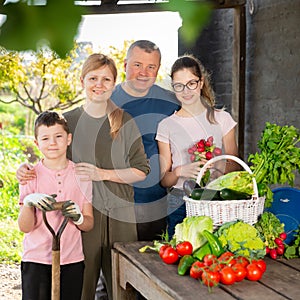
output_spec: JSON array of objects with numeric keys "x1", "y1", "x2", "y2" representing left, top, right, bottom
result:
[{"x1": 34, "y1": 111, "x2": 69, "y2": 138}]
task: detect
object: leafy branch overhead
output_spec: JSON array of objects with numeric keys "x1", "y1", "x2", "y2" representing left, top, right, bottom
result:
[
  {"x1": 0, "y1": 1, "x2": 213, "y2": 56},
  {"x1": 163, "y1": 0, "x2": 213, "y2": 45},
  {"x1": 0, "y1": 0, "x2": 86, "y2": 57}
]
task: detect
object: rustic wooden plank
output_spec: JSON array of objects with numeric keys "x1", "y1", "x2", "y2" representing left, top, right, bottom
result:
[
  {"x1": 113, "y1": 242, "x2": 300, "y2": 299},
  {"x1": 220, "y1": 277, "x2": 287, "y2": 300},
  {"x1": 112, "y1": 249, "x2": 136, "y2": 300},
  {"x1": 276, "y1": 257, "x2": 300, "y2": 271},
  {"x1": 114, "y1": 242, "x2": 236, "y2": 299},
  {"x1": 259, "y1": 257, "x2": 300, "y2": 299},
  {"x1": 119, "y1": 254, "x2": 174, "y2": 300}
]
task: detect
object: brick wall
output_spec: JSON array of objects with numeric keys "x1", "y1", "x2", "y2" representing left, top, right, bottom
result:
[{"x1": 179, "y1": 0, "x2": 300, "y2": 187}]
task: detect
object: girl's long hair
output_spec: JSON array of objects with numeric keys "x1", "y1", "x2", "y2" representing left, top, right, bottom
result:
[{"x1": 81, "y1": 53, "x2": 123, "y2": 139}]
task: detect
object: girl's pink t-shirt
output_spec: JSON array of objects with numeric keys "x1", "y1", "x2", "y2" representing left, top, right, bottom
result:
[
  {"x1": 156, "y1": 110, "x2": 237, "y2": 189},
  {"x1": 19, "y1": 160, "x2": 92, "y2": 265}
]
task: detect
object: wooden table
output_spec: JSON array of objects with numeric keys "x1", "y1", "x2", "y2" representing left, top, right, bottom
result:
[{"x1": 112, "y1": 241, "x2": 300, "y2": 300}]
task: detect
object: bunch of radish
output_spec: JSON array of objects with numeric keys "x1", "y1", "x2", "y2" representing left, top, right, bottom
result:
[
  {"x1": 266, "y1": 232, "x2": 287, "y2": 259},
  {"x1": 254, "y1": 212, "x2": 287, "y2": 260}
]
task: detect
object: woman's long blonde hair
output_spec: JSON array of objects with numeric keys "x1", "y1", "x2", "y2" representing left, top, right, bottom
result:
[{"x1": 81, "y1": 53, "x2": 123, "y2": 139}]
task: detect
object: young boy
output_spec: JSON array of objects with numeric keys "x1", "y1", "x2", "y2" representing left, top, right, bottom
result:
[{"x1": 18, "y1": 111, "x2": 94, "y2": 300}]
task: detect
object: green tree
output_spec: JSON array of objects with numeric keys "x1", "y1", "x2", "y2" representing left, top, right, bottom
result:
[
  {"x1": 0, "y1": 40, "x2": 136, "y2": 119},
  {"x1": 0, "y1": 43, "x2": 92, "y2": 115}
]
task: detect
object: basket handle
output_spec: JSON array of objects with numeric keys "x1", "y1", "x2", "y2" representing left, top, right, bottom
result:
[{"x1": 196, "y1": 154, "x2": 259, "y2": 198}]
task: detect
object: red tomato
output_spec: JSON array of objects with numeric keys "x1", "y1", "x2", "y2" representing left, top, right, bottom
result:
[
  {"x1": 236, "y1": 256, "x2": 250, "y2": 268},
  {"x1": 201, "y1": 270, "x2": 220, "y2": 287},
  {"x1": 203, "y1": 254, "x2": 218, "y2": 266},
  {"x1": 161, "y1": 246, "x2": 179, "y2": 264},
  {"x1": 227, "y1": 258, "x2": 237, "y2": 268},
  {"x1": 232, "y1": 263, "x2": 247, "y2": 282},
  {"x1": 252, "y1": 259, "x2": 267, "y2": 273},
  {"x1": 218, "y1": 251, "x2": 235, "y2": 263},
  {"x1": 210, "y1": 262, "x2": 222, "y2": 272},
  {"x1": 219, "y1": 266, "x2": 236, "y2": 285},
  {"x1": 159, "y1": 245, "x2": 169, "y2": 259},
  {"x1": 190, "y1": 261, "x2": 206, "y2": 279},
  {"x1": 176, "y1": 241, "x2": 193, "y2": 256},
  {"x1": 246, "y1": 263, "x2": 263, "y2": 281}
]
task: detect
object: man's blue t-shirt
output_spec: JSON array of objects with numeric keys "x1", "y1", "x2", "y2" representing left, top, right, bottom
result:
[{"x1": 112, "y1": 84, "x2": 180, "y2": 204}]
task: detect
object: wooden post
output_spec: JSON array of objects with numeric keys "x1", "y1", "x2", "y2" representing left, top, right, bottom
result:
[{"x1": 232, "y1": 4, "x2": 246, "y2": 159}]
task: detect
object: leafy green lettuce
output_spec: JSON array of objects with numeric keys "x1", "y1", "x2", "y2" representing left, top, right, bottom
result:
[
  {"x1": 207, "y1": 171, "x2": 254, "y2": 195},
  {"x1": 173, "y1": 216, "x2": 213, "y2": 250}
]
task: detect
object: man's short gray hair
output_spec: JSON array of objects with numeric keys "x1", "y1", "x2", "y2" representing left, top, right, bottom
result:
[{"x1": 127, "y1": 40, "x2": 161, "y2": 62}]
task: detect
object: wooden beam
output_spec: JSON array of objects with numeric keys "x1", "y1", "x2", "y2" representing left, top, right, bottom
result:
[
  {"x1": 84, "y1": 0, "x2": 246, "y2": 15},
  {"x1": 231, "y1": 4, "x2": 246, "y2": 159},
  {"x1": 214, "y1": 0, "x2": 246, "y2": 9}
]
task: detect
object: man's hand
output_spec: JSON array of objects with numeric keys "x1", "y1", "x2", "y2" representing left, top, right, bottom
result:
[
  {"x1": 62, "y1": 200, "x2": 84, "y2": 225},
  {"x1": 23, "y1": 193, "x2": 57, "y2": 211}
]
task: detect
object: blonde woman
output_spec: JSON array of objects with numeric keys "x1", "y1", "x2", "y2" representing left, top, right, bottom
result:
[{"x1": 17, "y1": 53, "x2": 150, "y2": 300}]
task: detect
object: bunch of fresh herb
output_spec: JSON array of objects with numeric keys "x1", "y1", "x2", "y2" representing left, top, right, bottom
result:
[
  {"x1": 254, "y1": 212, "x2": 285, "y2": 248},
  {"x1": 248, "y1": 122, "x2": 300, "y2": 207}
]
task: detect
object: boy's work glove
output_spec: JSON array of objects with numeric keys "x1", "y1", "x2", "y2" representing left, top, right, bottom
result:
[
  {"x1": 62, "y1": 200, "x2": 83, "y2": 225},
  {"x1": 23, "y1": 193, "x2": 57, "y2": 211}
]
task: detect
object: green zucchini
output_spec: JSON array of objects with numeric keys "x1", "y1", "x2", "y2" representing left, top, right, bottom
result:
[
  {"x1": 220, "y1": 188, "x2": 252, "y2": 200},
  {"x1": 190, "y1": 188, "x2": 221, "y2": 200}
]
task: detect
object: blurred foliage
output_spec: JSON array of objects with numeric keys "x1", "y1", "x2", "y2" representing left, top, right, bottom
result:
[
  {"x1": 0, "y1": 110, "x2": 39, "y2": 263},
  {"x1": 0, "y1": 42, "x2": 92, "y2": 115},
  {"x1": 0, "y1": 0, "x2": 86, "y2": 57},
  {"x1": 0, "y1": 0, "x2": 213, "y2": 57},
  {"x1": 0, "y1": 125, "x2": 40, "y2": 220},
  {"x1": 163, "y1": 0, "x2": 213, "y2": 46},
  {"x1": 108, "y1": 40, "x2": 133, "y2": 83},
  {"x1": 0, "y1": 219, "x2": 23, "y2": 263},
  {"x1": 0, "y1": 40, "x2": 133, "y2": 118}
]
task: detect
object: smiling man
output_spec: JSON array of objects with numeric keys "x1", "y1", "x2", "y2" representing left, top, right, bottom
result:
[{"x1": 112, "y1": 40, "x2": 180, "y2": 241}]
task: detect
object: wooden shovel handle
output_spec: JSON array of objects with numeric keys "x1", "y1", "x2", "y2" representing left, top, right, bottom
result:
[{"x1": 52, "y1": 201, "x2": 68, "y2": 211}]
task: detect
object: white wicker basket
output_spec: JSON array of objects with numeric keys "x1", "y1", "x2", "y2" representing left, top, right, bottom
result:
[{"x1": 183, "y1": 155, "x2": 265, "y2": 227}]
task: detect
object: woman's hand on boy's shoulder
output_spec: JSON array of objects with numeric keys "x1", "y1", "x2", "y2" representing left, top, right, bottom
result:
[{"x1": 16, "y1": 163, "x2": 36, "y2": 185}]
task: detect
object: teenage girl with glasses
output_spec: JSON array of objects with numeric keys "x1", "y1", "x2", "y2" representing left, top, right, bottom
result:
[{"x1": 156, "y1": 54, "x2": 239, "y2": 238}]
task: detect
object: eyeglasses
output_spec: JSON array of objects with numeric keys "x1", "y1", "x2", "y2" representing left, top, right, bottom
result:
[{"x1": 172, "y1": 79, "x2": 200, "y2": 93}]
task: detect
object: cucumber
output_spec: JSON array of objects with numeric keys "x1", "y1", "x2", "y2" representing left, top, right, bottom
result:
[
  {"x1": 177, "y1": 255, "x2": 195, "y2": 275},
  {"x1": 190, "y1": 188, "x2": 221, "y2": 200},
  {"x1": 220, "y1": 188, "x2": 252, "y2": 200}
]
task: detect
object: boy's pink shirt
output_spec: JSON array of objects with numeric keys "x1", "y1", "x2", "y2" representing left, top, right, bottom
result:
[{"x1": 19, "y1": 160, "x2": 92, "y2": 265}]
